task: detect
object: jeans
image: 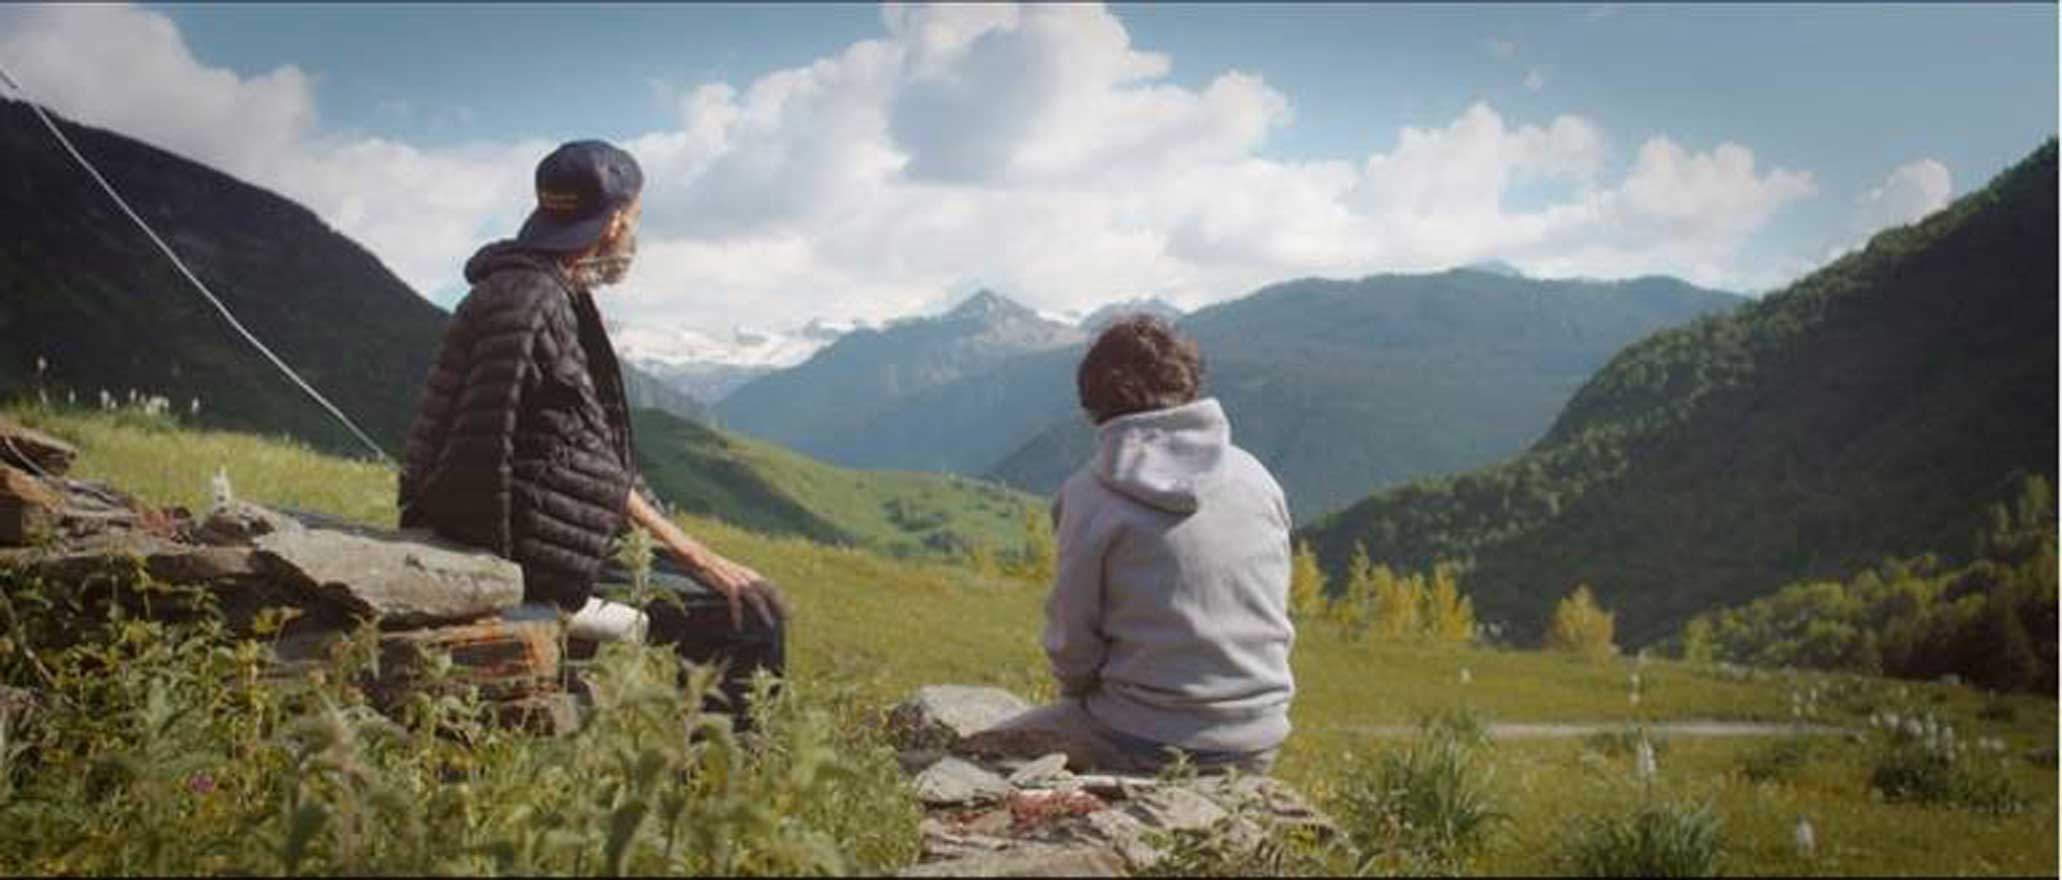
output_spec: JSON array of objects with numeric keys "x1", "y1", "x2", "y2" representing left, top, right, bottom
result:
[
  {"x1": 589, "y1": 555, "x2": 787, "y2": 731},
  {"x1": 958, "y1": 698, "x2": 1278, "y2": 776}
]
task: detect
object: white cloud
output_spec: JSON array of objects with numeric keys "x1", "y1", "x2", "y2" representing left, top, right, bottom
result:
[
  {"x1": 1853, "y1": 158, "x2": 1952, "y2": 234},
  {"x1": 0, "y1": 3, "x2": 540, "y2": 296},
  {"x1": 1525, "y1": 68, "x2": 1548, "y2": 91},
  {"x1": 2, "y1": 1, "x2": 1823, "y2": 346}
]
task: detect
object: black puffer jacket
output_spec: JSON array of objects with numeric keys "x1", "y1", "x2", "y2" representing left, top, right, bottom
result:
[{"x1": 399, "y1": 241, "x2": 649, "y2": 610}]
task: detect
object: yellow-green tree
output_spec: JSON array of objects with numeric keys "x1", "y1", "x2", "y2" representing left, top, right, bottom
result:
[
  {"x1": 1288, "y1": 540, "x2": 1330, "y2": 620},
  {"x1": 1370, "y1": 566, "x2": 1420, "y2": 638},
  {"x1": 967, "y1": 540, "x2": 999, "y2": 578},
  {"x1": 1334, "y1": 542, "x2": 1378, "y2": 632},
  {"x1": 1546, "y1": 584, "x2": 1618, "y2": 661},
  {"x1": 1013, "y1": 505, "x2": 1056, "y2": 582},
  {"x1": 1421, "y1": 563, "x2": 1477, "y2": 643}
]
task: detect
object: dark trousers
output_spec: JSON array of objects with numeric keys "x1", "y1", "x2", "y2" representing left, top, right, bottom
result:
[{"x1": 595, "y1": 555, "x2": 787, "y2": 733}]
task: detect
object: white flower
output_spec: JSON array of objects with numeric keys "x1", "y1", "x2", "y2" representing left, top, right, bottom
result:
[
  {"x1": 34, "y1": 356, "x2": 46, "y2": 376},
  {"x1": 210, "y1": 466, "x2": 235, "y2": 508},
  {"x1": 1634, "y1": 738, "x2": 1658, "y2": 783},
  {"x1": 190, "y1": 398, "x2": 201, "y2": 416},
  {"x1": 1459, "y1": 667, "x2": 1473, "y2": 685},
  {"x1": 1794, "y1": 816, "x2": 1816, "y2": 857}
]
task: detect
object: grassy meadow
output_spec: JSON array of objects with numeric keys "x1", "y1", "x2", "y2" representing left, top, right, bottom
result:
[{"x1": 3, "y1": 404, "x2": 2056, "y2": 876}]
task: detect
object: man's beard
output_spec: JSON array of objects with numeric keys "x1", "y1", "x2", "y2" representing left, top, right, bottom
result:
[{"x1": 569, "y1": 228, "x2": 637, "y2": 289}]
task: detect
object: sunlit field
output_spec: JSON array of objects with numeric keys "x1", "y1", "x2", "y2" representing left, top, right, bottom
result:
[{"x1": 4, "y1": 405, "x2": 2054, "y2": 876}]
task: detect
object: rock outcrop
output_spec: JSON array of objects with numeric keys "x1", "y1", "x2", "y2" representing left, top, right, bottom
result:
[
  {"x1": 886, "y1": 686, "x2": 1335, "y2": 876},
  {"x1": 0, "y1": 422, "x2": 562, "y2": 730}
]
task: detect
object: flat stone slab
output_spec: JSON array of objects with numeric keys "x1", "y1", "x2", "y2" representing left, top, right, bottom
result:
[
  {"x1": 914, "y1": 755, "x2": 1014, "y2": 806},
  {"x1": 0, "y1": 418, "x2": 76, "y2": 476},
  {"x1": 898, "y1": 842, "x2": 1125, "y2": 877},
  {"x1": 1006, "y1": 752, "x2": 1072, "y2": 788},
  {"x1": 888, "y1": 685, "x2": 1032, "y2": 750},
  {"x1": 253, "y1": 523, "x2": 522, "y2": 628},
  {"x1": 0, "y1": 464, "x2": 62, "y2": 545}
]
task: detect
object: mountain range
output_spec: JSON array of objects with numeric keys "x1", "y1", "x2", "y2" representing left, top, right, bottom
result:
[
  {"x1": 1299, "y1": 140, "x2": 2059, "y2": 647},
  {"x1": 718, "y1": 270, "x2": 1743, "y2": 521}
]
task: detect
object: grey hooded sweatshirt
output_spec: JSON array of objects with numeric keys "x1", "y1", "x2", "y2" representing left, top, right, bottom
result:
[{"x1": 1045, "y1": 398, "x2": 1296, "y2": 754}]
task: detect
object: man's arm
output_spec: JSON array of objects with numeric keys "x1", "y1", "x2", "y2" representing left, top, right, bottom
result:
[
  {"x1": 401, "y1": 286, "x2": 551, "y2": 552},
  {"x1": 1043, "y1": 487, "x2": 1112, "y2": 697},
  {"x1": 627, "y1": 490, "x2": 787, "y2": 630}
]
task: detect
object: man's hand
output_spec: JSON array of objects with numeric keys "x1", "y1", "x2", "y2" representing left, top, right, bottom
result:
[
  {"x1": 674, "y1": 546, "x2": 788, "y2": 631},
  {"x1": 627, "y1": 489, "x2": 789, "y2": 630}
]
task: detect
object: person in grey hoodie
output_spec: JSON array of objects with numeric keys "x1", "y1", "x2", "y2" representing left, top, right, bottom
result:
[{"x1": 961, "y1": 315, "x2": 1296, "y2": 775}]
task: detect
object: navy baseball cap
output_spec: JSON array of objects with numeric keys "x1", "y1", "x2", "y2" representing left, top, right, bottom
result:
[{"x1": 516, "y1": 140, "x2": 645, "y2": 253}]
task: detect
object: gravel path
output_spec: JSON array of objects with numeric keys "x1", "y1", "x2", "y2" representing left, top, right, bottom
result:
[{"x1": 1333, "y1": 720, "x2": 1851, "y2": 739}]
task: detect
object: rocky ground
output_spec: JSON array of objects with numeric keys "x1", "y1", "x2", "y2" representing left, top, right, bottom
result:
[
  {"x1": 0, "y1": 415, "x2": 573, "y2": 730},
  {"x1": 883, "y1": 685, "x2": 1336, "y2": 877}
]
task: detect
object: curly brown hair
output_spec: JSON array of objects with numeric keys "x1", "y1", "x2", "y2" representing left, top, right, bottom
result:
[{"x1": 1077, "y1": 314, "x2": 1205, "y2": 425}]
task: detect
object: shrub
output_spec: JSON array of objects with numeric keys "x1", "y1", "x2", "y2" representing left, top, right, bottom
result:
[
  {"x1": 0, "y1": 563, "x2": 922, "y2": 875},
  {"x1": 1332, "y1": 715, "x2": 1508, "y2": 875},
  {"x1": 1558, "y1": 799, "x2": 1725, "y2": 878},
  {"x1": 1738, "y1": 736, "x2": 1822, "y2": 783},
  {"x1": 1546, "y1": 585, "x2": 1617, "y2": 661},
  {"x1": 1868, "y1": 742, "x2": 2026, "y2": 815}
]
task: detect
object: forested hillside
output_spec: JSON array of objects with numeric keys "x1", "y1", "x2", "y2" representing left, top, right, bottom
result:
[
  {"x1": 1301, "y1": 141, "x2": 2059, "y2": 647},
  {"x1": 0, "y1": 98, "x2": 445, "y2": 455}
]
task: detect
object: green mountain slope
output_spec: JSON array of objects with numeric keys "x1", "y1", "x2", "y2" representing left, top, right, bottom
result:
[
  {"x1": 989, "y1": 271, "x2": 1744, "y2": 520},
  {"x1": 633, "y1": 407, "x2": 1040, "y2": 559},
  {"x1": 1300, "y1": 141, "x2": 2059, "y2": 647},
  {"x1": 0, "y1": 99, "x2": 702, "y2": 456},
  {"x1": 0, "y1": 98, "x2": 449, "y2": 455}
]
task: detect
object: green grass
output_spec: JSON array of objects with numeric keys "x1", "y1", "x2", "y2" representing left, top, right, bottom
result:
[
  {"x1": 5, "y1": 405, "x2": 2056, "y2": 876},
  {"x1": 633, "y1": 407, "x2": 1043, "y2": 562}
]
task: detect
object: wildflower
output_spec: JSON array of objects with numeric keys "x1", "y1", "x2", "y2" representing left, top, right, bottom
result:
[
  {"x1": 1459, "y1": 667, "x2": 1472, "y2": 685},
  {"x1": 1794, "y1": 815, "x2": 1816, "y2": 857},
  {"x1": 187, "y1": 772, "x2": 216, "y2": 795},
  {"x1": 211, "y1": 466, "x2": 235, "y2": 508},
  {"x1": 1634, "y1": 737, "x2": 1658, "y2": 783},
  {"x1": 1629, "y1": 672, "x2": 1642, "y2": 691}
]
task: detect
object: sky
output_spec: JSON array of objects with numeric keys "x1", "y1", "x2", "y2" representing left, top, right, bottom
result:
[{"x1": 0, "y1": 2, "x2": 2054, "y2": 355}]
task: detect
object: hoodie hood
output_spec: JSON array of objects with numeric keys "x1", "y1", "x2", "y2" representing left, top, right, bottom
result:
[
  {"x1": 1092, "y1": 398, "x2": 1231, "y2": 514},
  {"x1": 464, "y1": 239, "x2": 568, "y2": 286}
]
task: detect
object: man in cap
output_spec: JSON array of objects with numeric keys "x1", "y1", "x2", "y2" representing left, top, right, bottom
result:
[{"x1": 400, "y1": 140, "x2": 785, "y2": 725}]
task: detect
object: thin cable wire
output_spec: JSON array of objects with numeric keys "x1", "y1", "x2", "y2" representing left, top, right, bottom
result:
[{"x1": 0, "y1": 60, "x2": 395, "y2": 465}]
